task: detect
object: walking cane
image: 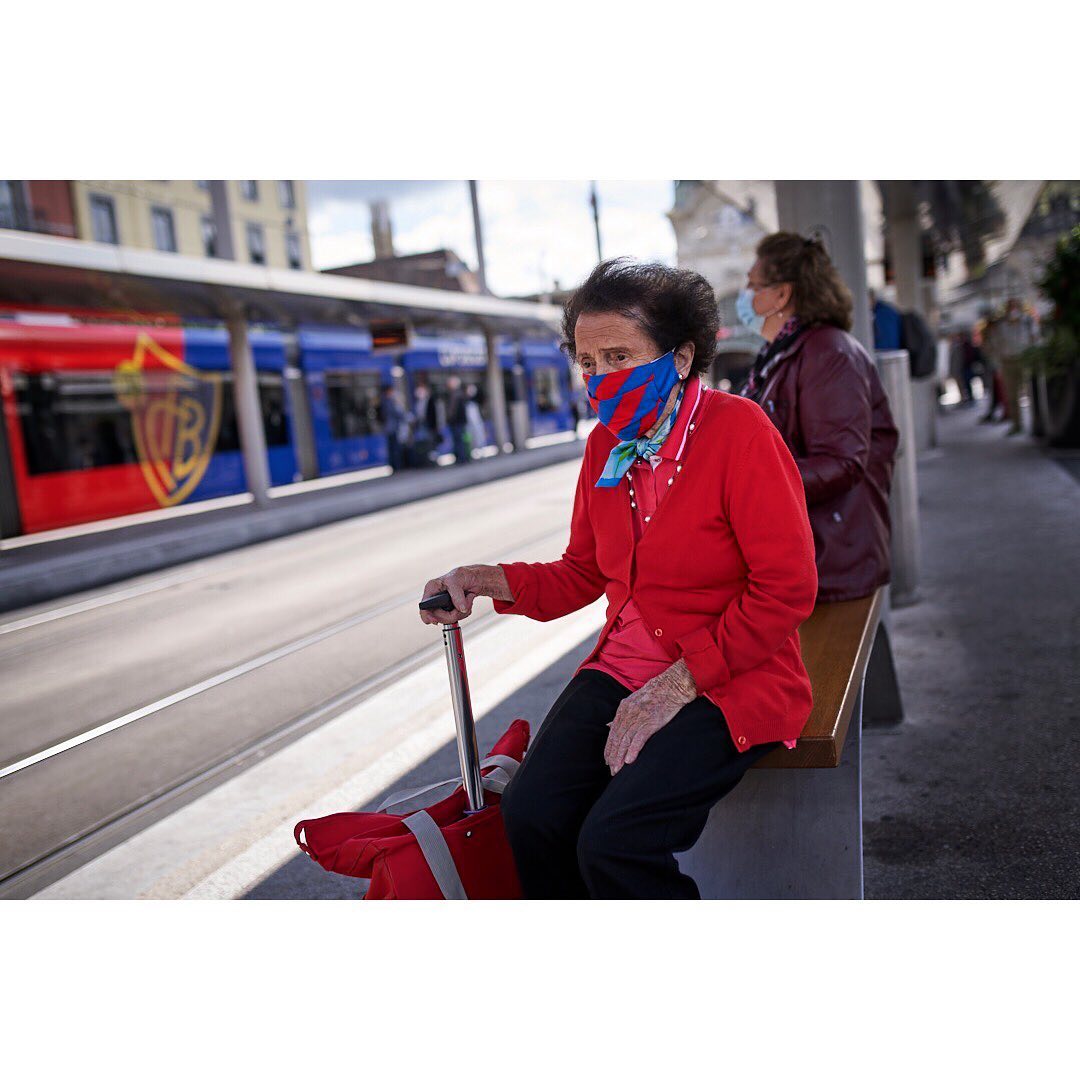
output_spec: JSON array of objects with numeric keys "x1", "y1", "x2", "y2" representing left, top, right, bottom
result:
[{"x1": 418, "y1": 590, "x2": 485, "y2": 813}]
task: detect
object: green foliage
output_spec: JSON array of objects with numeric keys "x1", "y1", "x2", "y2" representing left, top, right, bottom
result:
[
  {"x1": 1018, "y1": 226, "x2": 1080, "y2": 378},
  {"x1": 1015, "y1": 326, "x2": 1077, "y2": 379},
  {"x1": 1039, "y1": 225, "x2": 1080, "y2": 338}
]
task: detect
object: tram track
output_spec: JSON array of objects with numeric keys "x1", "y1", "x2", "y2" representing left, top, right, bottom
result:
[{"x1": 0, "y1": 503, "x2": 574, "y2": 895}]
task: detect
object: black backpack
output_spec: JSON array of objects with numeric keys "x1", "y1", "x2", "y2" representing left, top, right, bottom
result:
[{"x1": 900, "y1": 310, "x2": 937, "y2": 379}]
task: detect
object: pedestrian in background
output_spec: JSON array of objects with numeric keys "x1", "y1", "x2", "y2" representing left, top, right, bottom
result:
[
  {"x1": 410, "y1": 381, "x2": 438, "y2": 467},
  {"x1": 464, "y1": 383, "x2": 487, "y2": 455},
  {"x1": 446, "y1": 375, "x2": 470, "y2": 464},
  {"x1": 986, "y1": 298, "x2": 1037, "y2": 436},
  {"x1": 740, "y1": 233, "x2": 899, "y2": 603},
  {"x1": 870, "y1": 288, "x2": 903, "y2": 351},
  {"x1": 379, "y1": 386, "x2": 408, "y2": 471},
  {"x1": 953, "y1": 330, "x2": 982, "y2": 405}
]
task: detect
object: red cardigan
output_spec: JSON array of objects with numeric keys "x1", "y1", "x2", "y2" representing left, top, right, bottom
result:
[{"x1": 494, "y1": 387, "x2": 818, "y2": 751}]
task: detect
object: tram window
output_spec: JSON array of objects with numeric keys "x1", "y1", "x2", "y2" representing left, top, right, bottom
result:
[
  {"x1": 217, "y1": 375, "x2": 291, "y2": 451},
  {"x1": 503, "y1": 370, "x2": 518, "y2": 404},
  {"x1": 12, "y1": 371, "x2": 138, "y2": 475},
  {"x1": 531, "y1": 368, "x2": 564, "y2": 414},
  {"x1": 423, "y1": 370, "x2": 489, "y2": 420},
  {"x1": 325, "y1": 371, "x2": 385, "y2": 439}
]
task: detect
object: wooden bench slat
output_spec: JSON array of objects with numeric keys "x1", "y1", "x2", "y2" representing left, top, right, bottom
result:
[{"x1": 755, "y1": 586, "x2": 884, "y2": 769}]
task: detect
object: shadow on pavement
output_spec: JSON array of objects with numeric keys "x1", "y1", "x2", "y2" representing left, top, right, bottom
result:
[{"x1": 244, "y1": 634, "x2": 597, "y2": 898}]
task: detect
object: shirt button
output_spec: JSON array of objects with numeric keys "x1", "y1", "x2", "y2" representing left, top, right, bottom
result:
[
  {"x1": 738, "y1": 736, "x2": 747, "y2": 745},
  {"x1": 631, "y1": 502, "x2": 636, "y2": 508},
  {"x1": 654, "y1": 627, "x2": 663, "y2": 637},
  {"x1": 644, "y1": 515, "x2": 651, "y2": 522},
  {"x1": 689, "y1": 423, "x2": 695, "y2": 432},
  {"x1": 667, "y1": 477, "x2": 674, "y2": 485},
  {"x1": 676, "y1": 464, "x2": 682, "y2": 472}
]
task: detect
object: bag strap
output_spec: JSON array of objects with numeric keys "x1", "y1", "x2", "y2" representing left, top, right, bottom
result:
[
  {"x1": 402, "y1": 810, "x2": 468, "y2": 900},
  {"x1": 376, "y1": 753, "x2": 521, "y2": 813}
]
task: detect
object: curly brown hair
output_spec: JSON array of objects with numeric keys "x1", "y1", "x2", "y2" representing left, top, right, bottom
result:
[
  {"x1": 756, "y1": 232, "x2": 853, "y2": 331},
  {"x1": 560, "y1": 258, "x2": 719, "y2": 379}
]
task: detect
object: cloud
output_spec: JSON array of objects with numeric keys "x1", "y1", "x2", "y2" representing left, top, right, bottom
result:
[{"x1": 305, "y1": 180, "x2": 677, "y2": 295}]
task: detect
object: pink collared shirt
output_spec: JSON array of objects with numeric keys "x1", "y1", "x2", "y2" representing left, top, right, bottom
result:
[{"x1": 582, "y1": 376, "x2": 797, "y2": 750}]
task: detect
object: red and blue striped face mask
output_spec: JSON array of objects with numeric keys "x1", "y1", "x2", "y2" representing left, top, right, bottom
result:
[{"x1": 585, "y1": 349, "x2": 681, "y2": 441}]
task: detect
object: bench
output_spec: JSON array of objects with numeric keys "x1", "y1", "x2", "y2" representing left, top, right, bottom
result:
[{"x1": 676, "y1": 585, "x2": 885, "y2": 899}]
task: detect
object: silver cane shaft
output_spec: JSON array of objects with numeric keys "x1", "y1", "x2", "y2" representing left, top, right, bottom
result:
[{"x1": 441, "y1": 623, "x2": 485, "y2": 813}]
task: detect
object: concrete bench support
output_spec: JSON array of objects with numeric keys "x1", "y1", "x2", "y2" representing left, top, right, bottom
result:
[
  {"x1": 676, "y1": 588, "x2": 883, "y2": 900},
  {"x1": 677, "y1": 685, "x2": 863, "y2": 899}
]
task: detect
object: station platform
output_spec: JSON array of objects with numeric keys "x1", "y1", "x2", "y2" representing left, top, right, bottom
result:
[
  {"x1": 0, "y1": 432, "x2": 588, "y2": 614},
  {"x1": 27, "y1": 406, "x2": 1080, "y2": 900}
]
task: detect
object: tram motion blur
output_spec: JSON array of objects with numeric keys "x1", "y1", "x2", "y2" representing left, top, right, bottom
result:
[{"x1": 0, "y1": 310, "x2": 581, "y2": 536}]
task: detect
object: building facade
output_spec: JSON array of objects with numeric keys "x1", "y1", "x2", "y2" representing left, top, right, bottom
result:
[
  {"x1": 326, "y1": 249, "x2": 483, "y2": 293},
  {"x1": 668, "y1": 180, "x2": 887, "y2": 386},
  {"x1": 0, "y1": 181, "x2": 78, "y2": 238},
  {"x1": 1, "y1": 180, "x2": 312, "y2": 271}
]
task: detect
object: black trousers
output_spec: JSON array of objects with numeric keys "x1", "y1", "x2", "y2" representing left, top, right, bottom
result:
[{"x1": 500, "y1": 668, "x2": 777, "y2": 899}]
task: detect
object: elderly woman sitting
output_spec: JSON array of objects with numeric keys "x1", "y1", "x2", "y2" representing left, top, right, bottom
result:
[{"x1": 419, "y1": 260, "x2": 818, "y2": 900}]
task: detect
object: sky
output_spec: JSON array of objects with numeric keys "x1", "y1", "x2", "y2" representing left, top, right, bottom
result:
[{"x1": 306, "y1": 181, "x2": 677, "y2": 297}]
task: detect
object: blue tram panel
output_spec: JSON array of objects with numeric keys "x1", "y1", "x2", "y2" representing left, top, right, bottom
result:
[
  {"x1": 178, "y1": 327, "x2": 300, "y2": 501},
  {"x1": 296, "y1": 327, "x2": 392, "y2": 476},
  {"x1": 520, "y1": 340, "x2": 574, "y2": 438},
  {"x1": 399, "y1": 334, "x2": 517, "y2": 456}
]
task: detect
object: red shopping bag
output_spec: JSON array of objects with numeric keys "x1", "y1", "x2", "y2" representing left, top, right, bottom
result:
[{"x1": 295, "y1": 718, "x2": 529, "y2": 899}]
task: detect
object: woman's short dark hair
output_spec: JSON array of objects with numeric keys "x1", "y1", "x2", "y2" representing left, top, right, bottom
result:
[
  {"x1": 561, "y1": 258, "x2": 719, "y2": 379},
  {"x1": 755, "y1": 232, "x2": 854, "y2": 331}
]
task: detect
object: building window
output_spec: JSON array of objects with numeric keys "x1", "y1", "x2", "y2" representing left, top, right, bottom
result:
[
  {"x1": 201, "y1": 215, "x2": 218, "y2": 257},
  {"x1": 239, "y1": 181, "x2": 258, "y2": 202},
  {"x1": 277, "y1": 180, "x2": 296, "y2": 209},
  {"x1": 89, "y1": 194, "x2": 119, "y2": 244},
  {"x1": 151, "y1": 206, "x2": 177, "y2": 253},
  {"x1": 0, "y1": 181, "x2": 16, "y2": 230},
  {"x1": 246, "y1": 222, "x2": 266, "y2": 265},
  {"x1": 195, "y1": 180, "x2": 209, "y2": 191},
  {"x1": 286, "y1": 231, "x2": 302, "y2": 270}
]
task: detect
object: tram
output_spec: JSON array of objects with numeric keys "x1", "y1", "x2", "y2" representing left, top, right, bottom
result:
[
  {"x1": 0, "y1": 311, "x2": 577, "y2": 536},
  {"x1": 0, "y1": 315, "x2": 299, "y2": 534}
]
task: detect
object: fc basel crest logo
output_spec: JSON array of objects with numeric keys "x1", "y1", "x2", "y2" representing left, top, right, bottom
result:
[{"x1": 114, "y1": 333, "x2": 223, "y2": 508}]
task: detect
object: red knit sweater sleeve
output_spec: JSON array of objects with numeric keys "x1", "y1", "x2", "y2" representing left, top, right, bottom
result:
[
  {"x1": 675, "y1": 423, "x2": 818, "y2": 693},
  {"x1": 493, "y1": 449, "x2": 607, "y2": 622}
]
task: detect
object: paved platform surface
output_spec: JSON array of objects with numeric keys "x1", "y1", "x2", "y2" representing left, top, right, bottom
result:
[
  {"x1": 862, "y1": 408, "x2": 1079, "y2": 898},
  {"x1": 30, "y1": 406, "x2": 1079, "y2": 900}
]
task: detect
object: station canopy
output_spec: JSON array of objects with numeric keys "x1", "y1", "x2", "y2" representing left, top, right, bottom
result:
[{"x1": 0, "y1": 231, "x2": 563, "y2": 338}]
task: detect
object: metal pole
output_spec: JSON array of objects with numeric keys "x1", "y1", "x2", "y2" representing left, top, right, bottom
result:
[
  {"x1": 207, "y1": 181, "x2": 236, "y2": 260},
  {"x1": 876, "y1": 349, "x2": 921, "y2": 606},
  {"x1": 226, "y1": 309, "x2": 271, "y2": 509},
  {"x1": 0, "y1": 399, "x2": 21, "y2": 543},
  {"x1": 590, "y1": 181, "x2": 603, "y2": 262},
  {"x1": 468, "y1": 181, "x2": 488, "y2": 293},
  {"x1": 483, "y1": 327, "x2": 512, "y2": 455},
  {"x1": 441, "y1": 623, "x2": 485, "y2": 812},
  {"x1": 775, "y1": 181, "x2": 873, "y2": 353},
  {"x1": 883, "y1": 180, "x2": 937, "y2": 451}
]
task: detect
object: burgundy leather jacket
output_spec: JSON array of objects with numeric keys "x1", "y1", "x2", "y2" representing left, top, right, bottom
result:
[{"x1": 748, "y1": 324, "x2": 899, "y2": 603}]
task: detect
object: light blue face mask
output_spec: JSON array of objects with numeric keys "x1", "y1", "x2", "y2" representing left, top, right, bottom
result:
[{"x1": 736, "y1": 287, "x2": 766, "y2": 335}]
